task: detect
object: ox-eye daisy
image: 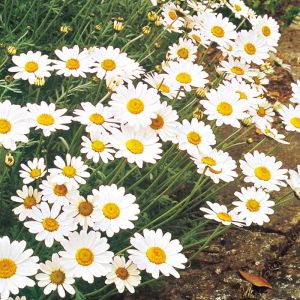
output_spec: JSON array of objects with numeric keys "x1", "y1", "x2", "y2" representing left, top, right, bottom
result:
[
  {"x1": 291, "y1": 80, "x2": 300, "y2": 104},
  {"x1": 0, "y1": 237, "x2": 39, "y2": 300},
  {"x1": 248, "y1": 100, "x2": 274, "y2": 127},
  {"x1": 187, "y1": 29, "x2": 211, "y2": 48},
  {"x1": 105, "y1": 256, "x2": 141, "y2": 293},
  {"x1": 59, "y1": 230, "x2": 114, "y2": 283},
  {"x1": 287, "y1": 166, "x2": 300, "y2": 198},
  {"x1": 36, "y1": 253, "x2": 75, "y2": 298},
  {"x1": 161, "y1": 3, "x2": 185, "y2": 33},
  {"x1": 92, "y1": 184, "x2": 140, "y2": 237},
  {"x1": 240, "y1": 151, "x2": 288, "y2": 191},
  {"x1": 128, "y1": 228, "x2": 187, "y2": 279},
  {"x1": 226, "y1": 0, "x2": 250, "y2": 19},
  {"x1": 233, "y1": 186, "x2": 275, "y2": 226},
  {"x1": 168, "y1": 37, "x2": 198, "y2": 61},
  {"x1": 279, "y1": 104, "x2": 300, "y2": 133},
  {"x1": 11, "y1": 185, "x2": 41, "y2": 221},
  {"x1": 19, "y1": 158, "x2": 46, "y2": 184},
  {"x1": 27, "y1": 102, "x2": 72, "y2": 137},
  {"x1": 257, "y1": 123, "x2": 289, "y2": 145}
]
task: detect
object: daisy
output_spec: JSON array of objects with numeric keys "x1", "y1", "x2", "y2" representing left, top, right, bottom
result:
[
  {"x1": 8, "y1": 50, "x2": 52, "y2": 84},
  {"x1": 19, "y1": 158, "x2": 46, "y2": 184},
  {"x1": 279, "y1": 104, "x2": 300, "y2": 133},
  {"x1": 200, "y1": 201, "x2": 245, "y2": 226},
  {"x1": 248, "y1": 69, "x2": 269, "y2": 93},
  {"x1": 163, "y1": 60, "x2": 208, "y2": 92},
  {"x1": 233, "y1": 186, "x2": 275, "y2": 226},
  {"x1": 0, "y1": 236, "x2": 39, "y2": 300},
  {"x1": 226, "y1": 0, "x2": 250, "y2": 19},
  {"x1": 48, "y1": 154, "x2": 90, "y2": 189},
  {"x1": 11, "y1": 185, "x2": 41, "y2": 221},
  {"x1": 8, "y1": 297, "x2": 27, "y2": 300},
  {"x1": 161, "y1": 3, "x2": 185, "y2": 33},
  {"x1": 110, "y1": 125, "x2": 162, "y2": 168},
  {"x1": 287, "y1": 166, "x2": 300, "y2": 198},
  {"x1": 200, "y1": 87, "x2": 249, "y2": 127},
  {"x1": 36, "y1": 253, "x2": 75, "y2": 298},
  {"x1": 177, "y1": 118, "x2": 216, "y2": 156},
  {"x1": 168, "y1": 37, "x2": 198, "y2": 61},
  {"x1": 234, "y1": 30, "x2": 270, "y2": 65},
  {"x1": 39, "y1": 175, "x2": 80, "y2": 210},
  {"x1": 109, "y1": 82, "x2": 162, "y2": 130},
  {"x1": 0, "y1": 100, "x2": 31, "y2": 151},
  {"x1": 191, "y1": 148, "x2": 238, "y2": 183},
  {"x1": 59, "y1": 230, "x2": 114, "y2": 283},
  {"x1": 73, "y1": 102, "x2": 119, "y2": 134},
  {"x1": 128, "y1": 228, "x2": 187, "y2": 279},
  {"x1": 81, "y1": 131, "x2": 115, "y2": 163},
  {"x1": 240, "y1": 151, "x2": 288, "y2": 191},
  {"x1": 92, "y1": 184, "x2": 140, "y2": 237},
  {"x1": 24, "y1": 202, "x2": 77, "y2": 247},
  {"x1": 291, "y1": 80, "x2": 300, "y2": 104},
  {"x1": 248, "y1": 100, "x2": 275, "y2": 127},
  {"x1": 256, "y1": 123, "x2": 289, "y2": 145},
  {"x1": 105, "y1": 256, "x2": 141, "y2": 293},
  {"x1": 52, "y1": 45, "x2": 93, "y2": 77},
  {"x1": 187, "y1": 29, "x2": 211, "y2": 48},
  {"x1": 27, "y1": 101, "x2": 72, "y2": 137}
]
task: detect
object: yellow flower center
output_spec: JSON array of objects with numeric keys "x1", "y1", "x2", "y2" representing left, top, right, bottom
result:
[
  {"x1": 30, "y1": 168, "x2": 42, "y2": 178},
  {"x1": 62, "y1": 166, "x2": 76, "y2": 178},
  {"x1": 23, "y1": 196, "x2": 37, "y2": 209},
  {"x1": 187, "y1": 131, "x2": 201, "y2": 145},
  {"x1": 42, "y1": 217, "x2": 59, "y2": 232},
  {"x1": 192, "y1": 34, "x2": 201, "y2": 43},
  {"x1": 236, "y1": 90, "x2": 247, "y2": 100},
  {"x1": 127, "y1": 98, "x2": 144, "y2": 114},
  {"x1": 76, "y1": 248, "x2": 94, "y2": 266},
  {"x1": 290, "y1": 117, "x2": 300, "y2": 128},
  {"x1": 177, "y1": 48, "x2": 189, "y2": 59},
  {"x1": 89, "y1": 113, "x2": 105, "y2": 125},
  {"x1": 176, "y1": 72, "x2": 192, "y2": 84},
  {"x1": 50, "y1": 269, "x2": 66, "y2": 285},
  {"x1": 101, "y1": 59, "x2": 116, "y2": 71},
  {"x1": 102, "y1": 202, "x2": 120, "y2": 219},
  {"x1": 150, "y1": 115, "x2": 164, "y2": 130},
  {"x1": 217, "y1": 212, "x2": 232, "y2": 222},
  {"x1": 231, "y1": 66, "x2": 245, "y2": 75},
  {"x1": 157, "y1": 83, "x2": 170, "y2": 93},
  {"x1": 25, "y1": 61, "x2": 39, "y2": 73},
  {"x1": 217, "y1": 102, "x2": 233, "y2": 116},
  {"x1": 53, "y1": 184, "x2": 68, "y2": 196},
  {"x1": 146, "y1": 247, "x2": 166, "y2": 264},
  {"x1": 244, "y1": 43, "x2": 256, "y2": 55},
  {"x1": 234, "y1": 4, "x2": 242, "y2": 11},
  {"x1": 126, "y1": 139, "x2": 144, "y2": 154},
  {"x1": 115, "y1": 267, "x2": 129, "y2": 280},
  {"x1": 246, "y1": 199, "x2": 260, "y2": 212},
  {"x1": 201, "y1": 156, "x2": 216, "y2": 166},
  {"x1": 37, "y1": 114, "x2": 55, "y2": 126},
  {"x1": 78, "y1": 201, "x2": 94, "y2": 216},
  {"x1": 262, "y1": 25, "x2": 271, "y2": 37},
  {"x1": 254, "y1": 166, "x2": 271, "y2": 181},
  {"x1": 168, "y1": 10, "x2": 177, "y2": 20},
  {"x1": 0, "y1": 258, "x2": 17, "y2": 278},
  {"x1": 66, "y1": 58, "x2": 80, "y2": 70},
  {"x1": 92, "y1": 140, "x2": 105, "y2": 152},
  {"x1": 0, "y1": 119, "x2": 12, "y2": 134},
  {"x1": 211, "y1": 26, "x2": 225, "y2": 38},
  {"x1": 257, "y1": 107, "x2": 266, "y2": 117}
]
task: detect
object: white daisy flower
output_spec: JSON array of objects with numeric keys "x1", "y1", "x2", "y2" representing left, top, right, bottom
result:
[
  {"x1": 226, "y1": 0, "x2": 250, "y2": 19},
  {"x1": 105, "y1": 256, "x2": 141, "y2": 293},
  {"x1": 248, "y1": 69, "x2": 269, "y2": 93},
  {"x1": 27, "y1": 101, "x2": 72, "y2": 137},
  {"x1": 128, "y1": 228, "x2": 187, "y2": 279},
  {"x1": 200, "y1": 87, "x2": 249, "y2": 127},
  {"x1": 168, "y1": 37, "x2": 198, "y2": 61},
  {"x1": 162, "y1": 60, "x2": 208, "y2": 92},
  {"x1": 187, "y1": 29, "x2": 211, "y2": 48},
  {"x1": 240, "y1": 151, "x2": 288, "y2": 191},
  {"x1": 177, "y1": 118, "x2": 216, "y2": 156},
  {"x1": 161, "y1": 3, "x2": 185, "y2": 33},
  {"x1": 233, "y1": 186, "x2": 275, "y2": 226},
  {"x1": 11, "y1": 185, "x2": 41, "y2": 221},
  {"x1": 59, "y1": 230, "x2": 114, "y2": 283},
  {"x1": 52, "y1": 45, "x2": 93, "y2": 77},
  {"x1": 92, "y1": 184, "x2": 140, "y2": 237},
  {"x1": 8, "y1": 296, "x2": 27, "y2": 300},
  {"x1": 191, "y1": 148, "x2": 238, "y2": 183},
  {"x1": 8, "y1": 50, "x2": 52, "y2": 84},
  {"x1": 48, "y1": 154, "x2": 90, "y2": 189},
  {"x1": 73, "y1": 102, "x2": 119, "y2": 133},
  {"x1": 279, "y1": 104, "x2": 300, "y2": 133},
  {"x1": 19, "y1": 158, "x2": 47, "y2": 184},
  {"x1": 287, "y1": 166, "x2": 300, "y2": 198},
  {"x1": 200, "y1": 201, "x2": 245, "y2": 226},
  {"x1": 248, "y1": 100, "x2": 275, "y2": 127},
  {"x1": 36, "y1": 253, "x2": 75, "y2": 298},
  {"x1": 109, "y1": 82, "x2": 162, "y2": 131},
  {"x1": 257, "y1": 123, "x2": 289, "y2": 145},
  {"x1": 0, "y1": 100, "x2": 31, "y2": 151},
  {"x1": 24, "y1": 202, "x2": 77, "y2": 247},
  {"x1": 81, "y1": 131, "x2": 115, "y2": 163},
  {"x1": 0, "y1": 236, "x2": 39, "y2": 300},
  {"x1": 290, "y1": 80, "x2": 300, "y2": 104},
  {"x1": 110, "y1": 125, "x2": 162, "y2": 168}
]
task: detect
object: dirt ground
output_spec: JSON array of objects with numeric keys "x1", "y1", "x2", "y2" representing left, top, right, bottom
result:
[{"x1": 122, "y1": 23, "x2": 300, "y2": 300}]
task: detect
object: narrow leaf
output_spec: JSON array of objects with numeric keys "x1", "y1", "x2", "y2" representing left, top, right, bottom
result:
[{"x1": 239, "y1": 270, "x2": 273, "y2": 289}]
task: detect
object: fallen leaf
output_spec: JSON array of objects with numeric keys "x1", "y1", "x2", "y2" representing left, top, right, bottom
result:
[{"x1": 239, "y1": 270, "x2": 273, "y2": 289}]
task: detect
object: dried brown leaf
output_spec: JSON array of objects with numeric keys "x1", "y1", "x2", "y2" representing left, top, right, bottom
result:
[{"x1": 239, "y1": 270, "x2": 273, "y2": 289}]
